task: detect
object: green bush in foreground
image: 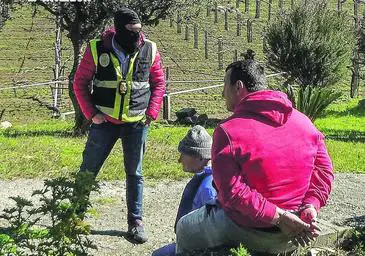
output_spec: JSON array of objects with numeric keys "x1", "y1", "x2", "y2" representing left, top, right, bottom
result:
[
  {"x1": 343, "y1": 226, "x2": 365, "y2": 256},
  {"x1": 230, "y1": 244, "x2": 251, "y2": 256},
  {"x1": 0, "y1": 172, "x2": 99, "y2": 256}
]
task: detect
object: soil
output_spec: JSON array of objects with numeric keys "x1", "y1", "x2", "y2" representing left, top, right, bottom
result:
[{"x1": 0, "y1": 173, "x2": 364, "y2": 256}]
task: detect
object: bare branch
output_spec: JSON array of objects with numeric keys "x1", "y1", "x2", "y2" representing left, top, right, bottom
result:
[{"x1": 32, "y1": 1, "x2": 57, "y2": 16}]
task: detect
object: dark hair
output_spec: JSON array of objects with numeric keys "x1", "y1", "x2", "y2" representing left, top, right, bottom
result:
[{"x1": 225, "y1": 59, "x2": 267, "y2": 92}]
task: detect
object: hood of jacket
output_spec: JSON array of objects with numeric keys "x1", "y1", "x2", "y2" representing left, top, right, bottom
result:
[{"x1": 234, "y1": 90, "x2": 293, "y2": 126}]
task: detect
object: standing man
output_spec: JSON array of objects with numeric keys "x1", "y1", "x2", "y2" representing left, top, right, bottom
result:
[
  {"x1": 176, "y1": 60, "x2": 333, "y2": 254},
  {"x1": 73, "y1": 8, "x2": 165, "y2": 243}
]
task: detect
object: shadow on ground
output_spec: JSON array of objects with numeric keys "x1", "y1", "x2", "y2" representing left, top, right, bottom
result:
[{"x1": 90, "y1": 229, "x2": 145, "y2": 244}]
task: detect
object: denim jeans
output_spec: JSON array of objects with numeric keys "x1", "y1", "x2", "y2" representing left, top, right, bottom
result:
[
  {"x1": 152, "y1": 243, "x2": 176, "y2": 256},
  {"x1": 176, "y1": 205, "x2": 295, "y2": 254},
  {"x1": 80, "y1": 121, "x2": 149, "y2": 224}
]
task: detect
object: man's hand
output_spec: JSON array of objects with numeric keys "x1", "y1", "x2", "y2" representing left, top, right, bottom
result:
[
  {"x1": 273, "y1": 209, "x2": 321, "y2": 247},
  {"x1": 92, "y1": 113, "x2": 106, "y2": 124},
  {"x1": 300, "y1": 204, "x2": 317, "y2": 224},
  {"x1": 299, "y1": 204, "x2": 321, "y2": 243},
  {"x1": 144, "y1": 115, "x2": 152, "y2": 126}
]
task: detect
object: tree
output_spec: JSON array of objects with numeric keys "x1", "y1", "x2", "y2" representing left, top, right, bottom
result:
[
  {"x1": 354, "y1": 10, "x2": 365, "y2": 98},
  {"x1": 264, "y1": 0, "x2": 354, "y2": 120},
  {"x1": 0, "y1": 0, "x2": 10, "y2": 29},
  {"x1": 33, "y1": 0, "x2": 174, "y2": 135},
  {"x1": 171, "y1": 0, "x2": 211, "y2": 22},
  {"x1": 0, "y1": 0, "x2": 23, "y2": 30}
]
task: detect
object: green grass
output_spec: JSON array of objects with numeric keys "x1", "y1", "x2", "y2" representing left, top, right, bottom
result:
[
  {"x1": 0, "y1": 98, "x2": 364, "y2": 180},
  {"x1": 326, "y1": 140, "x2": 365, "y2": 173},
  {"x1": 315, "y1": 99, "x2": 365, "y2": 138},
  {"x1": 0, "y1": 120, "x2": 192, "y2": 180},
  {"x1": 95, "y1": 197, "x2": 118, "y2": 205}
]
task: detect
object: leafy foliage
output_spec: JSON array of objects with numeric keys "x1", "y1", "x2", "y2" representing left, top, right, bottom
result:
[
  {"x1": 0, "y1": 0, "x2": 24, "y2": 30},
  {"x1": 125, "y1": 0, "x2": 174, "y2": 26},
  {"x1": 170, "y1": 0, "x2": 212, "y2": 22},
  {"x1": 0, "y1": 172, "x2": 99, "y2": 255},
  {"x1": 264, "y1": 0, "x2": 354, "y2": 88},
  {"x1": 286, "y1": 85, "x2": 342, "y2": 121},
  {"x1": 265, "y1": 1, "x2": 350, "y2": 119},
  {"x1": 357, "y1": 12, "x2": 365, "y2": 56},
  {"x1": 343, "y1": 225, "x2": 365, "y2": 256},
  {"x1": 230, "y1": 244, "x2": 251, "y2": 256}
]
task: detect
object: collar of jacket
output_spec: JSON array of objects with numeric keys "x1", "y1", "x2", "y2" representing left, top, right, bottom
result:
[{"x1": 99, "y1": 27, "x2": 145, "y2": 52}]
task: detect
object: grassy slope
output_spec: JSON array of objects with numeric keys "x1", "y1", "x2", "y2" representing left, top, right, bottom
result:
[
  {"x1": 0, "y1": 1, "x2": 364, "y2": 178},
  {"x1": 0, "y1": 98, "x2": 364, "y2": 180}
]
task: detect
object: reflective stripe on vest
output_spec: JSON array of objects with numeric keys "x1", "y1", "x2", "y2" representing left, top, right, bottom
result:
[
  {"x1": 145, "y1": 39, "x2": 157, "y2": 64},
  {"x1": 89, "y1": 39, "x2": 155, "y2": 122}
]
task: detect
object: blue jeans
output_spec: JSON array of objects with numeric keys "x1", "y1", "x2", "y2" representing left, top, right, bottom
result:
[
  {"x1": 176, "y1": 205, "x2": 295, "y2": 254},
  {"x1": 80, "y1": 121, "x2": 149, "y2": 224},
  {"x1": 152, "y1": 243, "x2": 176, "y2": 256}
]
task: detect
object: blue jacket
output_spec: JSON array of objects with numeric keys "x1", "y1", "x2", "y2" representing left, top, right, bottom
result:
[
  {"x1": 152, "y1": 166, "x2": 216, "y2": 256},
  {"x1": 192, "y1": 167, "x2": 216, "y2": 209},
  {"x1": 174, "y1": 166, "x2": 216, "y2": 231}
]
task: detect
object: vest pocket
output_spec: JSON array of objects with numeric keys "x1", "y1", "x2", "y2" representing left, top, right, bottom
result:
[
  {"x1": 92, "y1": 87, "x2": 117, "y2": 108},
  {"x1": 134, "y1": 58, "x2": 150, "y2": 81},
  {"x1": 129, "y1": 88, "x2": 151, "y2": 111}
]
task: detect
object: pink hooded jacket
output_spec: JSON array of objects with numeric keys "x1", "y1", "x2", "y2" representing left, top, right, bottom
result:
[
  {"x1": 212, "y1": 90, "x2": 334, "y2": 228},
  {"x1": 73, "y1": 28, "x2": 166, "y2": 123}
]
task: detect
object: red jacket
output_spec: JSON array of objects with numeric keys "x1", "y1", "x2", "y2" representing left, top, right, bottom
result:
[
  {"x1": 212, "y1": 90, "x2": 333, "y2": 228},
  {"x1": 73, "y1": 28, "x2": 166, "y2": 123}
]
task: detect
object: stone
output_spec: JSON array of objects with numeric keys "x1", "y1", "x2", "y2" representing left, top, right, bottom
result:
[
  {"x1": 175, "y1": 108, "x2": 197, "y2": 120},
  {"x1": 0, "y1": 121, "x2": 12, "y2": 129},
  {"x1": 243, "y1": 220, "x2": 352, "y2": 254}
]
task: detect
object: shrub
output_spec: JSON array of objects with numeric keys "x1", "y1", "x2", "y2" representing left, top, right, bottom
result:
[
  {"x1": 264, "y1": 0, "x2": 354, "y2": 120},
  {"x1": 264, "y1": 1, "x2": 354, "y2": 88},
  {"x1": 230, "y1": 244, "x2": 251, "y2": 256},
  {"x1": 0, "y1": 172, "x2": 99, "y2": 256}
]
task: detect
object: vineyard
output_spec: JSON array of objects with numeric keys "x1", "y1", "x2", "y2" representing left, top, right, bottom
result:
[{"x1": 1, "y1": 0, "x2": 364, "y2": 124}]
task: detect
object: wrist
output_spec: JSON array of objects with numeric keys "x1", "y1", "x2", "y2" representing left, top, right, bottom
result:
[
  {"x1": 299, "y1": 204, "x2": 316, "y2": 212},
  {"x1": 271, "y1": 208, "x2": 287, "y2": 226},
  {"x1": 275, "y1": 211, "x2": 289, "y2": 226}
]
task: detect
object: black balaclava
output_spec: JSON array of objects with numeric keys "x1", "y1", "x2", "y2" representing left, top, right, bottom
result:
[{"x1": 114, "y1": 8, "x2": 141, "y2": 54}]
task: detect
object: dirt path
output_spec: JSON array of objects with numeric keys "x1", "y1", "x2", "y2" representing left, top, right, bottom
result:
[{"x1": 0, "y1": 173, "x2": 364, "y2": 256}]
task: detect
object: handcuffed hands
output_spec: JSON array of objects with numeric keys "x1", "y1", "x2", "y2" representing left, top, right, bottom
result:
[
  {"x1": 276, "y1": 210, "x2": 321, "y2": 247},
  {"x1": 299, "y1": 204, "x2": 318, "y2": 224}
]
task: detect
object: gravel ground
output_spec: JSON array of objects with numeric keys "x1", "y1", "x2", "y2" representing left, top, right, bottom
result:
[{"x1": 0, "y1": 173, "x2": 364, "y2": 256}]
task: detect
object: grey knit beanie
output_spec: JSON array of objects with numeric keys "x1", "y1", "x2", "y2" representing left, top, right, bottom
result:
[{"x1": 178, "y1": 125, "x2": 212, "y2": 159}]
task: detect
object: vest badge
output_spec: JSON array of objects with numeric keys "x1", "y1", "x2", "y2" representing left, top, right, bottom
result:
[
  {"x1": 99, "y1": 53, "x2": 110, "y2": 68},
  {"x1": 119, "y1": 80, "x2": 127, "y2": 95}
]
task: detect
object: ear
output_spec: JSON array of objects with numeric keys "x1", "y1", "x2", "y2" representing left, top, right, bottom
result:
[{"x1": 235, "y1": 80, "x2": 246, "y2": 95}]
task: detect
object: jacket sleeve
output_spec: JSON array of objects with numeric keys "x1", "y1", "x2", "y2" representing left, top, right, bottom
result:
[
  {"x1": 193, "y1": 176, "x2": 217, "y2": 209},
  {"x1": 212, "y1": 126, "x2": 277, "y2": 224},
  {"x1": 146, "y1": 50, "x2": 166, "y2": 120},
  {"x1": 73, "y1": 45, "x2": 97, "y2": 120},
  {"x1": 302, "y1": 133, "x2": 334, "y2": 211}
]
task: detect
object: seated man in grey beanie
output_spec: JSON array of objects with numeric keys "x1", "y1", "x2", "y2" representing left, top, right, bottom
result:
[{"x1": 152, "y1": 125, "x2": 217, "y2": 256}]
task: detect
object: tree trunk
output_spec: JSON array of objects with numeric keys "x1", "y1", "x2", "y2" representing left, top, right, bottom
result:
[
  {"x1": 351, "y1": 50, "x2": 360, "y2": 98},
  {"x1": 69, "y1": 38, "x2": 90, "y2": 136}
]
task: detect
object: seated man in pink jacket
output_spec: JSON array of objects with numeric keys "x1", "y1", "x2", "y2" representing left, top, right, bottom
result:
[{"x1": 175, "y1": 59, "x2": 333, "y2": 254}]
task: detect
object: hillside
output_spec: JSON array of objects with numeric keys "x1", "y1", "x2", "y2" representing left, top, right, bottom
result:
[{"x1": 0, "y1": 1, "x2": 364, "y2": 124}]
